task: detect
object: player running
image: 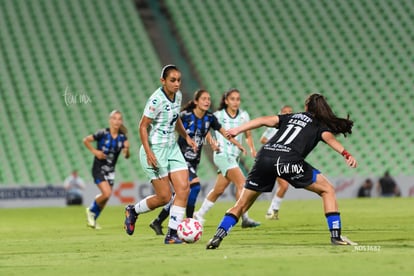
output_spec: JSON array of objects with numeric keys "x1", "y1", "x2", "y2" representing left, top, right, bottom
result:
[
  {"x1": 123, "y1": 65, "x2": 197, "y2": 244},
  {"x1": 84, "y1": 110, "x2": 130, "y2": 229}
]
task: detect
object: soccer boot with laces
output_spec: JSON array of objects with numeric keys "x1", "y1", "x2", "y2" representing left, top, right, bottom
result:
[
  {"x1": 164, "y1": 234, "x2": 184, "y2": 244},
  {"x1": 124, "y1": 205, "x2": 138, "y2": 235},
  {"x1": 86, "y1": 208, "x2": 96, "y2": 228},
  {"x1": 265, "y1": 209, "x2": 279, "y2": 220},
  {"x1": 241, "y1": 218, "x2": 261, "y2": 228},
  {"x1": 193, "y1": 212, "x2": 205, "y2": 225},
  {"x1": 206, "y1": 236, "x2": 222, "y2": 249},
  {"x1": 149, "y1": 219, "x2": 164, "y2": 235},
  {"x1": 331, "y1": 236, "x2": 358, "y2": 245}
]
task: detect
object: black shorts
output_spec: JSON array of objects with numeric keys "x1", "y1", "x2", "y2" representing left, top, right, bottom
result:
[
  {"x1": 92, "y1": 165, "x2": 115, "y2": 186},
  {"x1": 245, "y1": 155, "x2": 320, "y2": 192},
  {"x1": 186, "y1": 160, "x2": 199, "y2": 182}
]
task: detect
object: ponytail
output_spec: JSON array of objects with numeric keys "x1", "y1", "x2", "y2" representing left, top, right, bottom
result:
[{"x1": 305, "y1": 93, "x2": 353, "y2": 137}]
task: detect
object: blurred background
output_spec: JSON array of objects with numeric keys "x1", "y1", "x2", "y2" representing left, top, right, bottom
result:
[{"x1": 0, "y1": 0, "x2": 413, "y2": 206}]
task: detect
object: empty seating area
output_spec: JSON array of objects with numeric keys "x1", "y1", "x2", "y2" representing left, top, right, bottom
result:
[{"x1": 0, "y1": 0, "x2": 162, "y2": 184}]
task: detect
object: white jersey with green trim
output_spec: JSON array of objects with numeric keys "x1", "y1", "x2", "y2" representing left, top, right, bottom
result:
[
  {"x1": 143, "y1": 88, "x2": 182, "y2": 146},
  {"x1": 261, "y1": 127, "x2": 278, "y2": 141},
  {"x1": 213, "y1": 109, "x2": 250, "y2": 157}
]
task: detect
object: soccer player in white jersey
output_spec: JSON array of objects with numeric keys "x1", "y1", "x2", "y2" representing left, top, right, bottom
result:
[
  {"x1": 194, "y1": 88, "x2": 260, "y2": 228},
  {"x1": 260, "y1": 105, "x2": 293, "y2": 220},
  {"x1": 124, "y1": 64, "x2": 197, "y2": 244}
]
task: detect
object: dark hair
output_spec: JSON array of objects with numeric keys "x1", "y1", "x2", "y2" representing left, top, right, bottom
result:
[
  {"x1": 182, "y1": 89, "x2": 209, "y2": 111},
  {"x1": 305, "y1": 93, "x2": 353, "y2": 137},
  {"x1": 218, "y1": 88, "x2": 240, "y2": 110},
  {"x1": 160, "y1": 64, "x2": 179, "y2": 79}
]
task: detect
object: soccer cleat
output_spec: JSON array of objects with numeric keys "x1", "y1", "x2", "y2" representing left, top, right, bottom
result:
[
  {"x1": 265, "y1": 209, "x2": 279, "y2": 220},
  {"x1": 241, "y1": 218, "x2": 261, "y2": 228},
  {"x1": 206, "y1": 236, "x2": 222, "y2": 249},
  {"x1": 86, "y1": 208, "x2": 96, "y2": 228},
  {"x1": 164, "y1": 234, "x2": 184, "y2": 244},
  {"x1": 149, "y1": 219, "x2": 164, "y2": 235},
  {"x1": 331, "y1": 236, "x2": 358, "y2": 245},
  {"x1": 193, "y1": 212, "x2": 205, "y2": 225},
  {"x1": 94, "y1": 222, "x2": 102, "y2": 230},
  {"x1": 124, "y1": 205, "x2": 138, "y2": 235}
]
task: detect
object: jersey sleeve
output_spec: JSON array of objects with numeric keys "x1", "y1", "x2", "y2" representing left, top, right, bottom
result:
[
  {"x1": 242, "y1": 110, "x2": 250, "y2": 124},
  {"x1": 92, "y1": 129, "x2": 106, "y2": 140},
  {"x1": 143, "y1": 95, "x2": 161, "y2": 119},
  {"x1": 210, "y1": 113, "x2": 222, "y2": 131},
  {"x1": 261, "y1": 127, "x2": 277, "y2": 140}
]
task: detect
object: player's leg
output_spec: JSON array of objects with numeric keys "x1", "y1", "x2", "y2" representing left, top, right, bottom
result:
[
  {"x1": 86, "y1": 179, "x2": 112, "y2": 229},
  {"x1": 125, "y1": 145, "x2": 172, "y2": 235},
  {"x1": 206, "y1": 188, "x2": 261, "y2": 249},
  {"x1": 226, "y1": 167, "x2": 260, "y2": 228},
  {"x1": 187, "y1": 178, "x2": 201, "y2": 218},
  {"x1": 265, "y1": 177, "x2": 289, "y2": 220},
  {"x1": 166, "y1": 168, "x2": 190, "y2": 243},
  {"x1": 149, "y1": 194, "x2": 174, "y2": 235},
  {"x1": 195, "y1": 152, "x2": 237, "y2": 223},
  {"x1": 186, "y1": 162, "x2": 200, "y2": 218},
  {"x1": 305, "y1": 173, "x2": 355, "y2": 245},
  {"x1": 194, "y1": 173, "x2": 230, "y2": 224}
]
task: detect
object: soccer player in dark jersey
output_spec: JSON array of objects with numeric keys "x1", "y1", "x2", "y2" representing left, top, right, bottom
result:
[
  {"x1": 83, "y1": 110, "x2": 130, "y2": 229},
  {"x1": 149, "y1": 89, "x2": 245, "y2": 235},
  {"x1": 206, "y1": 93, "x2": 358, "y2": 249}
]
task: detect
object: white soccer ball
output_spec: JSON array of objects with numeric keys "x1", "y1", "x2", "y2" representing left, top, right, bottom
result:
[{"x1": 177, "y1": 218, "x2": 203, "y2": 243}]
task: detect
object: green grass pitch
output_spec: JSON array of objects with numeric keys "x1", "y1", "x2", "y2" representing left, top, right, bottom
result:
[{"x1": 1, "y1": 198, "x2": 413, "y2": 275}]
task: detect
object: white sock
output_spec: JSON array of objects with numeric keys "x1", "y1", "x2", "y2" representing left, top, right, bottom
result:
[
  {"x1": 168, "y1": 205, "x2": 185, "y2": 230},
  {"x1": 268, "y1": 196, "x2": 283, "y2": 213},
  {"x1": 197, "y1": 199, "x2": 214, "y2": 217},
  {"x1": 134, "y1": 196, "x2": 151, "y2": 214}
]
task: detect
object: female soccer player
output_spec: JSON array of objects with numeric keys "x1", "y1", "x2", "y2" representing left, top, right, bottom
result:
[
  {"x1": 260, "y1": 105, "x2": 293, "y2": 220},
  {"x1": 123, "y1": 65, "x2": 197, "y2": 244},
  {"x1": 206, "y1": 93, "x2": 358, "y2": 249},
  {"x1": 84, "y1": 110, "x2": 130, "y2": 229},
  {"x1": 194, "y1": 88, "x2": 260, "y2": 228},
  {"x1": 149, "y1": 89, "x2": 245, "y2": 235}
]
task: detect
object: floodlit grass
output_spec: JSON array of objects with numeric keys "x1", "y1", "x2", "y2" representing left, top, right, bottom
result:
[{"x1": 1, "y1": 198, "x2": 413, "y2": 275}]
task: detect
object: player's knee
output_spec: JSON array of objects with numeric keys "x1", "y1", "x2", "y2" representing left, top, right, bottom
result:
[{"x1": 102, "y1": 190, "x2": 112, "y2": 200}]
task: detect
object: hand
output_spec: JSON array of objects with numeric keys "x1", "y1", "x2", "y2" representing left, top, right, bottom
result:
[
  {"x1": 226, "y1": 127, "x2": 240, "y2": 138},
  {"x1": 345, "y1": 155, "x2": 357, "y2": 168},
  {"x1": 94, "y1": 150, "x2": 106, "y2": 160},
  {"x1": 210, "y1": 141, "x2": 221, "y2": 153},
  {"x1": 124, "y1": 148, "x2": 130, "y2": 159},
  {"x1": 250, "y1": 149, "x2": 257, "y2": 158},
  {"x1": 186, "y1": 136, "x2": 198, "y2": 153},
  {"x1": 238, "y1": 144, "x2": 247, "y2": 155},
  {"x1": 146, "y1": 150, "x2": 158, "y2": 169}
]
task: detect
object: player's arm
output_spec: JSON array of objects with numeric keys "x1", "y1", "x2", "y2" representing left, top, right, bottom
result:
[
  {"x1": 123, "y1": 140, "x2": 130, "y2": 159},
  {"x1": 321, "y1": 131, "x2": 357, "y2": 168},
  {"x1": 227, "y1": 116, "x2": 279, "y2": 137},
  {"x1": 139, "y1": 115, "x2": 157, "y2": 168},
  {"x1": 206, "y1": 132, "x2": 220, "y2": 152},
  {"x1": 244, "y1": 130, "x2": 256, "y2": 157},
  {"x1": 175, "y1": 117, "x2": 197, "y2": 152},
  {"x1": 260, "y1": 136, "x2": 269, "y2": 145},
  {"x1": 83, "y1": 134, "x2": 106, "y2": 159}
]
